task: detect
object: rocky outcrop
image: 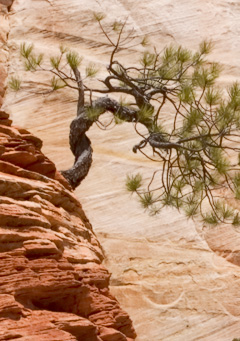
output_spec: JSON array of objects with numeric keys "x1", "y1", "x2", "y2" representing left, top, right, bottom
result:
[
  {"x1": 4, "y1": 0, "x2": 240, "y2": 340},
  {"x1": 0, "y1": 108, "x2": 136, "y2": 340}
]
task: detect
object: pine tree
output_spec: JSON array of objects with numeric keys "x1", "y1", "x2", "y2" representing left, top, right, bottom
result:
[{"x1": 12, "y1": 13, "x2": 240, "y2": 225}]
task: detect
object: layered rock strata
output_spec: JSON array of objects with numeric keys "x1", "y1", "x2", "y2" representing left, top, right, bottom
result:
[
  {"x1": 0, "y1": 108, "x2": 136, "y2": 340},
  {"x1": 4, "y1": 0, "x2": 240, "y2": 340}
]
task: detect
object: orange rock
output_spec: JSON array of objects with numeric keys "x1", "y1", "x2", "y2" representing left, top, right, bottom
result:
[
  {"x1": 0, "y1": 114, "x2": 136, "y2": 340},
  {"x1": 26, "y1": 159, "x2": 56, "y2": 177},
  {"x1": 0, "y1": 150, "x2": 38, "y2": 167},
  {"x1": 0, "y1": 0, "x2": 14, "y2": 6},
  {"x1": 99, "y1": 327, "x2": 129, "y2": 341},
  {"x1": 0, "y1": 118, "x2": 12, "y2": 126},
  {"x1": 0, "y1": 111, "x2": 9, "y2": 119}
]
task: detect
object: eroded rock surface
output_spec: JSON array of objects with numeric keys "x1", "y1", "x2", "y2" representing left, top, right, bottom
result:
[
  {"x1": 3, "y1": 0, "x2": 240, "y2": 340},
  {"x1": 0, "y1": 108, "x2": 136, "y2": 340},
  {"x1": 0, "y1": 2, "x2": 9, "y2": 107}
]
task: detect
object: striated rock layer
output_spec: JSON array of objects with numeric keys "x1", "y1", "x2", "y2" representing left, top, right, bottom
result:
[
  {"x1": 3, "y1": 0, "x2": 240, "y2": 340},
  {"x1": 0, "y1": 107, "x2": 136, "y2": 340},
  {"x1": 0, "y1": 1, "x2": 10, "y2": 107}
]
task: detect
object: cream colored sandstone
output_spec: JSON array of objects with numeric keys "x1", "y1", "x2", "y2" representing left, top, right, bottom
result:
[{"x1": 3, "y1": 0, "x2": 240, "y2": 340}]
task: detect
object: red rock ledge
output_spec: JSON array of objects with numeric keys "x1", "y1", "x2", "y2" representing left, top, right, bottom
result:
[{"x1": 0, "y1": 109, "x2": 136, "y2": 341}]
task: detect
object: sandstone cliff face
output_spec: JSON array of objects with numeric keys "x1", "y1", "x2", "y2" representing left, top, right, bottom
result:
[
  {"x1": 3, "y1": 0, "x2": 240, "y2": 340},
  {"x1": 0, "y1": 1, "x2": 11, "y2": 107},
  {"x1": 0, "y1": 109, "x2": 136, "y2": 338},
  {"x1": 0, "y1": 3, "x2": 134, "y2": 340}
]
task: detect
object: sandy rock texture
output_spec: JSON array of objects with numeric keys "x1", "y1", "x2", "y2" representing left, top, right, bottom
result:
[
  {"x1": 0, "y1": 108, "x2": 136, "y2": 340},
  {"x1": 3, "y1": 0, "x2": 240, "y2": 340},
  {"x1": 0, "y1": 1, "x2": 11, "y2": 107}
]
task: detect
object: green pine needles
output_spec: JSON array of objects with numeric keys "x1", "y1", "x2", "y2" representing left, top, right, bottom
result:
[
  {"x1": 66, "y1": 51, "x2": 83, "y2": 70},
  {"x1": 13, "y1": 13, "x2": 240, "y2": 226},
  {"x1": 9, "y1": 76, "x2": 21, "y2": 91},
  {"x1": 126, "y1": 174, "x2": 142, "y2": 192}
]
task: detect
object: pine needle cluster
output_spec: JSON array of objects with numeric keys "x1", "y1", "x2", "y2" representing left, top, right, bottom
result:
[{"x1": 14, "y1": 14, "x2": 240, "y2": 226}]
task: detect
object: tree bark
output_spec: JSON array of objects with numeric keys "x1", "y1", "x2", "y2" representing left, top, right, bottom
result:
[{"x1": 61, "y1": 97, "x2": 139, "y2": 189}]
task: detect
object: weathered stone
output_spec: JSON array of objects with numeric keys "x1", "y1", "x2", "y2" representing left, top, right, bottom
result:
[
  {"x1": 0, "y1": 0, "x2": 13, "y2": 6},
  {"x1": 23, "y1": 239, "x2": 62, "y2": 258},
  {"x1": 4, "y1": 0, "x2": 240, "y2": 340},
  {"x1": 0, "y1": 150, "x2": 38, "y2": 166},
  {"x1": 0, "y1": 111, "x2": 8, "y2": 119},
  {"x1": 0, "y1": 118, "x2": 12, "y2": 126},
  {"x1": 0, "y1": 89, "x2": 135, "y2": 340}
]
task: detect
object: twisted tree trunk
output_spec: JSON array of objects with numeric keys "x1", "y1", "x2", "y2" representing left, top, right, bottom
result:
[
  {"x1": 61, "y1": 95, "x2": 139, "y2": 189},
  {"x1": 60, "y1": 68, "x2": 168, "y2": 190}
]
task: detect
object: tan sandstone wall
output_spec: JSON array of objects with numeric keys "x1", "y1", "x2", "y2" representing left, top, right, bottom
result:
[
  {"x1": 2, "y1": 0, "x2": 240, "y2": 340},
  {"x1": 0, "y1": 2, "x2": 136, "y2": 340},
  {"x1": 0, "y1": 1, "x2": 12, "y2": 107}
]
